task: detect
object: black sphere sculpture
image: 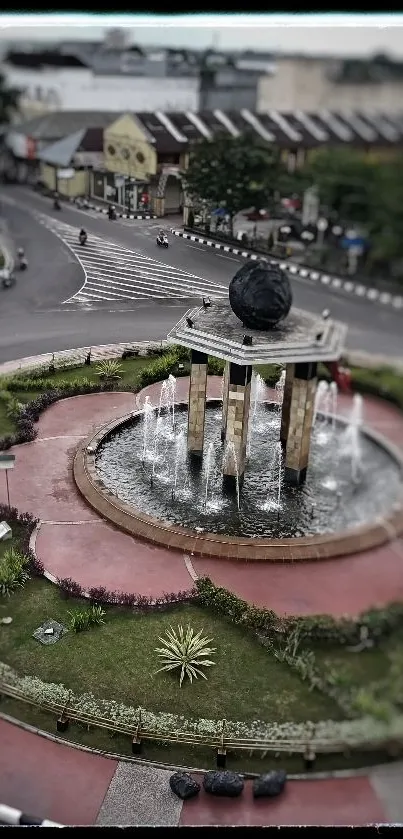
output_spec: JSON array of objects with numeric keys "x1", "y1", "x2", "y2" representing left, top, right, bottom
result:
[{"x1": 229, "y1": 259, "x2": 293, "y2": 330}]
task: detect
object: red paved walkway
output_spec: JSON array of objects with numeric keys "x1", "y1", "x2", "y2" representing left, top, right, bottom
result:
[
  {"x1": 0, "y1": 719, "x2": 116, "y2": 825},
  {"x1": 1, "y1": 379, "x2": 403, "y2": 616},
  {"x1": 180, "y1": 774, "x2": 386, "y2": 827},
  {"x1": 0, "y1": 718, "x2": 396, "y2": 826}
]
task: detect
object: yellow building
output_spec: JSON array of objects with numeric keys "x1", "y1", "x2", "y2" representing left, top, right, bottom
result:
[
  {"x1": 37, "y1": 126, "x2": 105, "y2": 198},
  {"x1": 91, "y1": 113, "x2": 158, "y2": 212}
]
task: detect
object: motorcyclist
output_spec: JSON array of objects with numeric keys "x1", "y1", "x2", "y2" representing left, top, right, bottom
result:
[
  {"x1": 17, "y1": 247, "x2": 28, "y2": 270},
  {"x1": 79, "y1": 228, "x2": 87, "y2": 245},
  {"x1": 108, "y1": 204, "x2": 116, "y2": 220},
  {"x1": 157, "y1": 229, "x2": 166, "y2": 243}
]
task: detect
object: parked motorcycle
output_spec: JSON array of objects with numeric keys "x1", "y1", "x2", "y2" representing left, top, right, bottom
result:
[
  {"x1": 79, "y1": 229, "x2": 87, "y2": 246},
  {"x1": 156, "y1": 234, "x2": 169, "y2": 249},
  {"x1": 108, "y1": 205, "x2": 116, "y2": 220}
]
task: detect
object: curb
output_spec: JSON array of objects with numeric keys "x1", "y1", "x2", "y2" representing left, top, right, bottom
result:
[
  {"x1": 67, "y1": 196, "x2": 157, "y2": 220},
  {"x1": 170, "y1": 229, "x2": 403, "y2": 311},
  {"x1": 0, "y1": 340, "x2": 169, "y2": 376},
  {"x1": 0, "y1": 711, "x2": 394, "y2": 784},
  {"x1": 1, "y1": 342, "x2": 403, "y2": 378}
]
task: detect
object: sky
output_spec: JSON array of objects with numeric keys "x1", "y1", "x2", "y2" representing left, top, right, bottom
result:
[{"x1": 1, "y1": 14, "x2": 403, "y2": 57}]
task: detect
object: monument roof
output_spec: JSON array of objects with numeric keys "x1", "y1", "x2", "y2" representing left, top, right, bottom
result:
[{"x1": 167, "y1": 299, "x2": 347, "y2": 366}]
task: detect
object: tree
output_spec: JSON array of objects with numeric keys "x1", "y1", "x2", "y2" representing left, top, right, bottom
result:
[
  {"x1": 302, "y1": 148, "x2": 378, "y2": 225},
  {"x1": 366, "y1": 156, "x2": 403, "y2": 271},
  {"x1": 0, "y1": 72, "x2": 21, "y2": 124},
  {"x1": 181, "y1": 133, "x2": 284, "y2": 236}
]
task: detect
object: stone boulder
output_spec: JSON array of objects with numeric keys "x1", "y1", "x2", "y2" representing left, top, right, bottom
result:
[
  {"x1": 252, "y1": 769, "x2": 287, "y2": 798},
  {"x1": 203, "y1": 770, "x2": 244, "y2": 797},
  {"x1": 229, "y1": 260, "x2": 292, "y2": 330},
  {"x1": 169, "y1": 771, "x2": 201, "y2": 800}
]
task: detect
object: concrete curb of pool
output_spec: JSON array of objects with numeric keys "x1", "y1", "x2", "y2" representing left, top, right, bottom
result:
[{"x1": 73, "y1": 400, "x2": 403, "y2": 563}]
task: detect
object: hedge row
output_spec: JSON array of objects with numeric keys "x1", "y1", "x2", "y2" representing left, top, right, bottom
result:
[{"x1": 195, "y1": 576, "x2": 403, "y2": 646}]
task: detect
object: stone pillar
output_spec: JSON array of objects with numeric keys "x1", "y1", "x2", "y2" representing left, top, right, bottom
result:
[
  {"x1": 284, "y1": 362, "x2": 317, "y2": 486},
  {"x1": 280, "y1": 363, "x2": 295, "y2": 449},
  {"x1": 187, "y1": 350, "x2": 208, "y2": 457},
  {"x1": 221, "y1": 361, "x2": 230, "y2": 442},
  {"x1": 223, "y1": 363, "x2": 252, "y2": 490}
]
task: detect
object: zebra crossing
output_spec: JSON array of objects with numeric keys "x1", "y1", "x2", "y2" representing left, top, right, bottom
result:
[{"x1": 37, "y1": 214, "x2": 229, "y2": 304}]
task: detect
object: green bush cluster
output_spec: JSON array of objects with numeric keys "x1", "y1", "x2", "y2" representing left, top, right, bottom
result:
[
  {"x1": 4, "y1": 376, "x2": 101, "y2": 393},
  {"x1": 196, "y1": 577, "x2": 403, "y2": 646},
  {"x1": 68, "y1": 604, "x2": 106, "y2": 633},
  {"x1": 0, "y1": 547, "x2": 31, "y2": 597}
]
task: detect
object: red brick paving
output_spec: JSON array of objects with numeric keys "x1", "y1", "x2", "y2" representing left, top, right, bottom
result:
[
  {"x1": 1, "y1": 379, "x2": 402, "y2": 618},
  {"x1": 180, "y1": 775, "x2": 386, "y2": 826},
  {"x1": 36, "y1": 392, "x2": 136, "y2": 440},
  {"x1": 37, "y1": 521, "x2": 192, "y2": 596},
  {"x1": 0, "y1": 718, "x2": 116, "y2": 826},
  {"x1": 192, "y1": 541, "x2": 403, "y2": 617}
]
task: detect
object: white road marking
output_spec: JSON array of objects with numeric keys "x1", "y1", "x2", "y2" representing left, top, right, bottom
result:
[{"x1": 35, "y1": 213, "x2": 229, "y2": 304}]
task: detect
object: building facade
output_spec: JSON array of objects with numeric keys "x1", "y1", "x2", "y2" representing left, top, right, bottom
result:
[
  {"x1": 257, "y1": 55, "x2": 403, "y2": 114},
  {"x1": 3, "y1": 108, "x2": 403, "y2": 215}
]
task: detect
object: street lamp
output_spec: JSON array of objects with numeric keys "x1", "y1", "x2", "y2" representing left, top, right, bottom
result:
[{"x1": 0, "y1": 453, "x2": 15, "y2": 509}]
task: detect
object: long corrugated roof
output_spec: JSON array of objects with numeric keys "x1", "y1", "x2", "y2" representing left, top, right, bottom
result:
[{"x1": 10, "y1": 109, "x2": 403, "y2": 152}]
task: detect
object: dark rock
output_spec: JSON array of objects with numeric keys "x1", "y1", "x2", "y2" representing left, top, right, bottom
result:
[
  {"x1": 229, "y1": 260, "x2": 292, "y2": 330},
  {"x1": 203, "y1": 770, "x2": 244, "y2": 797},
  {"x1": 169, "y1": 772, "x2": 201, "y2": 800},
  {"x1": 252, "y1": 770, "x2": 287, "y2": 798}
]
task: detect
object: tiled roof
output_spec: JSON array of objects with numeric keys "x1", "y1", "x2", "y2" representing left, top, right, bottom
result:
[
  {"x1": 12, "y1": 111, "x2": 118, "y2": 141},
  {"x1": 11, "y1": 110, "x2": 403, "y2": 152}
]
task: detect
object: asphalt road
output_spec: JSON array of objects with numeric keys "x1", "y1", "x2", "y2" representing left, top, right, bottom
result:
[{"x1": 0, "y1": 185, "x2": 402, "y2": 363}]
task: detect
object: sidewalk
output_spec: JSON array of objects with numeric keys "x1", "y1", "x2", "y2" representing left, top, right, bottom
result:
[
  {"x1": 170, "y1": 228, "x2": 403, "y2": 311},
  {"x1": 1, "y1": 717, "x2": 402, "y2": 825}
]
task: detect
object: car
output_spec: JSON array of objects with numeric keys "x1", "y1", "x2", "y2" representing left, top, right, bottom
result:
[{"x1": 243, "y1": 208, "x2": 270, "y2": 221}]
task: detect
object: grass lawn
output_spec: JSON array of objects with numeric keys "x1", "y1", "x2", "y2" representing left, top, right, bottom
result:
[
  {"x1": 0, "y1": 356, "x2": 153, "y2": 438},
  {"x1": 1, "y1": 576, "x2": 399, "y2": 773},
  {"x1": 0, "y1": 577, "x2": 339, "y2": 725}
]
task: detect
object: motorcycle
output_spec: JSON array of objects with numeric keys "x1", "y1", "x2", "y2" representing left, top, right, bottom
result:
[
  {"x1": 17, "y1": 249, "x2": 28, "y2": 270},
  {"x1": 108, "y1": 205, "x2": 116, "y2": 221},
  {"x1": 79, "y1": 232, "x2": 87, "y2": 246},
  {"x1": 1, "y1": 269, "x2": 16, "y2": 289},
  {"x1": 156, "y1": 235, "x2": 169, "y2": 249}
]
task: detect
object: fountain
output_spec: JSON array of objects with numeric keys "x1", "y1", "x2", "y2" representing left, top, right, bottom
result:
[
  {"x1": 80, "y1": 260, "x2": 403, "y2": 560},
  {"x1": 203, "y1": 442, "x2": 218, "y2": 510},
  {"x1": 343, "y1": 393, "x2": 364, "y2": 483}
]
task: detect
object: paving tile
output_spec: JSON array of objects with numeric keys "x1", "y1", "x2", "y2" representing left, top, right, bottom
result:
[{"x1": 96, "y1": 762, "x2": 182, "y2": 826}]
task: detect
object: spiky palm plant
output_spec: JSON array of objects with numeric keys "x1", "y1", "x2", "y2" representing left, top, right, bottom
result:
[
  {"x1": 155, "y1": 624, "x2": 216, "y2": 687},
  {"x1": 95, "y1": 359, "x2": 123, "y2": 382}
]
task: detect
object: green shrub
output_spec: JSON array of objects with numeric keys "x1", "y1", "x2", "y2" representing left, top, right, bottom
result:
[
  {"x1": 208, "y1": 356, "x2": 225, "y2": 376},
  {"x1": 138, "y1": 347, "x2": 189, "y2": 388},
  {"x1": 68, "y1": 604, "x2": 106, "y2": 633},
  {"x1": 0, "y1": 548, "x2": 30, "y2": 597},
  {"x1": 196, "y1": 577, "x2": 403, "y2": 646},
  {"x1": 5, "y1": 395, "x2": 24, "y2": 420}
]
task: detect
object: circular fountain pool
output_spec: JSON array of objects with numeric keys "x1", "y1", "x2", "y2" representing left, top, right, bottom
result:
[{"x1": 95, "y1": 401, "x2": 402, "y2": 540}]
